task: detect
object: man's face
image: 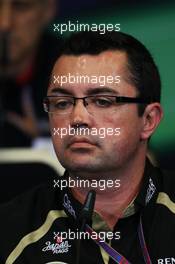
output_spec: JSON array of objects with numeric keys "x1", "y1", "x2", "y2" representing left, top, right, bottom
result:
[
  {"x1": 0, "y1": 0, "x2": 52, "y2": 66},
  {"x1": 48, "y1": 51, "x2": 145, "y2": 178}
]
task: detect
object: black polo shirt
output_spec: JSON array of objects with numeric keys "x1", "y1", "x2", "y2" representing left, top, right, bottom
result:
[{"x1": 0, "y1": 160, "x2": 175, "y2": 264}]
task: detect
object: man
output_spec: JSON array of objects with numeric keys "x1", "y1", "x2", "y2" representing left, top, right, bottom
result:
[
  {"x1": 0, "y1": 0, "x2": 61, "y2": 147},
  {"x1": 0, "y1": 31, "x2": 175, "y2": 264}
]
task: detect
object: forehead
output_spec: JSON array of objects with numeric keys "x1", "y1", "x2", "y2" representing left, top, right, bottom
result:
[
  {"x1": 53, "y1": 51, "x2": 128, "y2": 76},
  {"x1": 49, "y1": 50, "x2": 137, "y2": 96}
]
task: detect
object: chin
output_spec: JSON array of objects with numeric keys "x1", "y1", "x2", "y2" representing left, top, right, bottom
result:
[
  {"x1": 61, "y1": 159, "x2": 99, "y2": 173},
  {"x1": 56, "y1": 150, "x2": 103, "y2": 172},
  {"x1": 64, "y1": 160, "x2": 91, "y2": 170}
]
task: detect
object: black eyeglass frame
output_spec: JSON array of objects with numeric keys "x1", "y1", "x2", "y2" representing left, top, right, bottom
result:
[{"x1": 43, "y1": 95, "x2": 154, "y2": 113}]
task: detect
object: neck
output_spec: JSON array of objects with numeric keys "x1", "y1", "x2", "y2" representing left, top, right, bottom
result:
[{"x1": 70, "y1": 154, "x2": 146, "y2": 230}]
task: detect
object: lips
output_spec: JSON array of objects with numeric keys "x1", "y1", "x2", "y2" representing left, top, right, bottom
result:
[{"x1": 67, "y1": 137, "x2": 96, "y2": 148}]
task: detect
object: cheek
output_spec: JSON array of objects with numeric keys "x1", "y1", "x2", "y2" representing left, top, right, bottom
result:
[
  {"x1": 95, "y1": 114, "x2": 123, "y2": 139},
  {"x1": 93, "y1": 116, "x2": 122, "y2": 148},
  {"x1": 50, "y1": 115, "x2": 70, "y2": 129},
  {"x1": 95, "y1": 109, "x2": 141, "y2": 145},
  {"x1": 49, "y1": 116, "x2": 69, "y2": 148}
]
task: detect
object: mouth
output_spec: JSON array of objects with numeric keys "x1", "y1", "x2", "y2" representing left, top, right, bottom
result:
[{"x1": 67, "y1": 137, "x2": 97, "y2": 148}]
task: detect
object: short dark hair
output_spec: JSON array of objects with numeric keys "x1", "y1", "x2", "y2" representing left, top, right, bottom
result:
[{"x1": 59, "y1": 31, "x2": 161, "y2": 116}]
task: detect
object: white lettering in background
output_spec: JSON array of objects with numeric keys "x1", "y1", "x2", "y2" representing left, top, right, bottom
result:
[{"x1": 157, "y1": 258, "x2": 175, "y2": 264}]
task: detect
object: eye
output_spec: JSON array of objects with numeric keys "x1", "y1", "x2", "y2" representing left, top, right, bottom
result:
[
  {"x1": 54, "y1": 99, "x2": 73, "y2": 110},
  {"x1": 93, "y1": 97, "x2": 114, "y2": 107}
]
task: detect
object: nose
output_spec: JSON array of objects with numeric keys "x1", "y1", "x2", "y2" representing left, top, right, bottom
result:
[
  {"x1": 0, "y1": 4, "x2": 12, "y2": 32},
  {"x1": 70, "y1": 99, "x2": 92, "y2": 128}
]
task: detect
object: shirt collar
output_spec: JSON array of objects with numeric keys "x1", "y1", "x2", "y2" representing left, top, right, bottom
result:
[
  {"x1": 134, "y1": 158, "x2": 160, "y2": 208},
  {"x1": 59, "y1": 159, "x2": 161, "y2": 231}
]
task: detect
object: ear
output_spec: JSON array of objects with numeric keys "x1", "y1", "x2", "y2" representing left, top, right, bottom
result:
[{"x1": 140, "y1": 103, "x2": 163, "y2": 140}]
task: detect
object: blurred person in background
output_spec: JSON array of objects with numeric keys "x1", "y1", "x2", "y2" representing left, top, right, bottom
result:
[{"x1": 0, "y1": 0, "x2": 62, "y2": 147}]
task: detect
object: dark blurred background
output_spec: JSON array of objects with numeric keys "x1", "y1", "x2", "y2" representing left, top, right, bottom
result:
[{"x1": 57, "y1": 0, "x2": 175, "y2": 21}]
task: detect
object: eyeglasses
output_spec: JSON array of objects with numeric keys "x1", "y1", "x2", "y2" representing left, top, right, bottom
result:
[{"x1": 43, "y1": 95, "x2": 152, "y2": 115}]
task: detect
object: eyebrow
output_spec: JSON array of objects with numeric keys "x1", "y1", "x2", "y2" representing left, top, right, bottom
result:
[
  {"x1": 48, "y1": 87, "x2": 119, "y2": 96},
  {"x1": 49, "y1": 87, "x2": 73, "y2": 95},
  {"x1": 86, "y1": 87, "x2": 119, "y2": 95}
]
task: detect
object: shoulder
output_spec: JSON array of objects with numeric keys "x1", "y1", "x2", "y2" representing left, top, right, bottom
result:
[
  {"x1": 155, "y1": 167, "x2": 175, "y2": 212},
  {"x1": 0, "y1": 182, "x2": 63, "y2": 221},
  {"x1": 157, "y1": 168, "x2": 175, "y2": 196},
  {"x1": 0, "y1": 183, "x2": 64, "y2": 259}
]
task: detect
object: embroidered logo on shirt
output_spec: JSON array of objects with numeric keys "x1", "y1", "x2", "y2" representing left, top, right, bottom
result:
[
  {"x1": 42, "y1": 232, "x2": 71, "y2": 254},
  {"x1": 145, "y1": 178, "x2": 156, "y2": 204},
  {"x1": 63, "y1": 193, "x2": 76, "y2": 218}
]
